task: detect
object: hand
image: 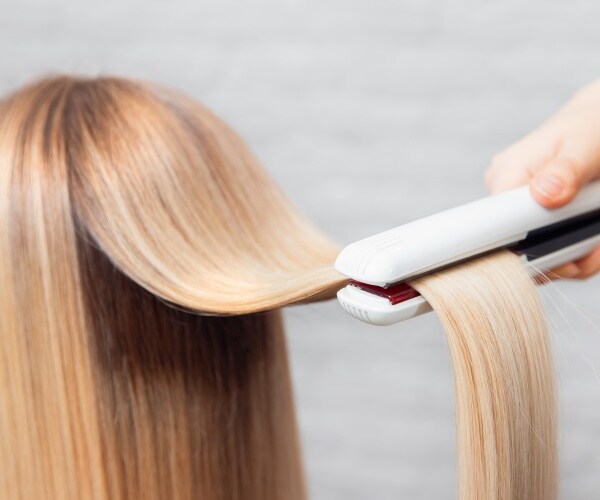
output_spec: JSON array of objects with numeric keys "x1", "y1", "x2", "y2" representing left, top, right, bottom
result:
[{"x1": 485, "y1": 81, "x2": 600, "y2": 280}]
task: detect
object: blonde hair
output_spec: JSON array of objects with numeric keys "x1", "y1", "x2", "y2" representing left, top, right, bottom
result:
[
  {"x1": 0, "y1": 76, "x2": 344, "y2": 499},
  {"x1": 412, "y1": 251, "x2": 557, "y2": 500},
  {"x1": 0, "y1": 76, "x2": 557, "y2": 499}
]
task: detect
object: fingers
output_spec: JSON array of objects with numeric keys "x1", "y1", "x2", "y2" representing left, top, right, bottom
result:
[
  {"x1": 488, "y1": 138, "x2": 600, "y2": 208},
  {"x1": 535, "y1": 262, "x2": 580, "y2": 284},
  {"x1": 485, "y1": 84, "x2": 600, "y2": 283},
  {"x1": 573, "y1": 245, "x2": 600, "y2": 279},
  {"x1": 485, "y1": 155, "x2": 533, "y2": 194},
  {"x1": 549, "y1": 262, "x2": 581, "y2": 279},
  {"x1": 537, "y1": 246, "x2": 600, "y2": 283},
  {"x1": 529, "y1": 157, "x2": 594, "y2": 208},
  {"x1": 485, "y1": 130, "x2": 558, "y2": 195}
]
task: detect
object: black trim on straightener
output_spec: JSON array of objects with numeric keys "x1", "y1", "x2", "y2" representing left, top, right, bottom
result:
[{"x1": 511, "y1": 208, "x2": 600, "y2": 261}]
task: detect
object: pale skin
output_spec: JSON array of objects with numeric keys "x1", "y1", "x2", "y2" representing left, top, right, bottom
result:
[{"x1": 485, "y1": 80, "x2": 600, "y2": 280}]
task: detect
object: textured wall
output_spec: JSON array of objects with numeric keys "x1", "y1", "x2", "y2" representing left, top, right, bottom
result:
[{"x1": 2, "y1": 0, "x2": 599, "y2": 497}]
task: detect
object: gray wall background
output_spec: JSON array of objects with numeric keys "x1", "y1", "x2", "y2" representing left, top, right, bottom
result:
[{"x1": 2, "y1": 0, "x2": 599, "y2": 498}]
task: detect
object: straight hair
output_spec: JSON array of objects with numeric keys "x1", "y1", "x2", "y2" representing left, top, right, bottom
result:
[
  {"x1": 0, "y1": 76, "x2": 557, "y2": 499},
  {"x1": 412, "y1": 251, "x2": 557, "y2": 499},
  {"x1": 0, "y1": 76, "x2": 343, "y2": 499}
]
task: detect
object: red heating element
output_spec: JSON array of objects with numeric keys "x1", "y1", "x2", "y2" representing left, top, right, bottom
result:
[{"x1": 349, "y1": 280, "x2": 421, "y2": 305}]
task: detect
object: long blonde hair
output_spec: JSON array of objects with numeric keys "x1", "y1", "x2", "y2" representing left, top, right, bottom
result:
[
  {"x1": 0, "y1": 76, "x2": 557, "y2": 499},
  {"x1": 0, "y1": 76, "x2": 343, "y2": 499},
  {"x1": 412, "y1": 251, "x2": 557, "y2": 499}
]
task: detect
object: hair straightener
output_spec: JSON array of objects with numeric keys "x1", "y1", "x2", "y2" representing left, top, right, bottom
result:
[{"x1": 335, "y1": 181, "x2": 600, "y2": 326}]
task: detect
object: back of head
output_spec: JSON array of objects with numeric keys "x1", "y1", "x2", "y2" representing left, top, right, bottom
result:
[{"x1": 0, "y1": 76, "x2": 343, "y2": 499}]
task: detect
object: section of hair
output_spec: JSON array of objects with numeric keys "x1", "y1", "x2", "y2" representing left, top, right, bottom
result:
[
  {"x1": 0, "y1": 78, "x2": 105, "y2": 499},
  {"x1": 61, "y1": 77, "x2": 345, "y2": 314},
  {"x1": 78, "y1": 240, "x2": 307, "y2": 500},
  {"x1": 0, "y1": 75, "x2": 559, "y2": 500},
  {"x1": 411, "y1": 251, "x2": 557, "y2": 500},
  {"x1": 0, "y1": 77, "x2": 308, "y2": 499}
]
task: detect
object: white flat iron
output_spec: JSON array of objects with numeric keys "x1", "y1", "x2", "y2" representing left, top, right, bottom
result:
[{"x1": 335, "y1": 181, "x2": 600, "y2": 326}]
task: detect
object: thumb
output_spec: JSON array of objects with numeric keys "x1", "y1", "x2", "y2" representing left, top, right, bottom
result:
[{"x1": 530, "y1": 157, "x2": 594, "y2": 208}]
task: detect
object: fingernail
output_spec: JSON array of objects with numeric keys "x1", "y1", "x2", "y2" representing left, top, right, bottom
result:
[{"x1": 533, "y1": 174, "x2": 564, "y2": 198}]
